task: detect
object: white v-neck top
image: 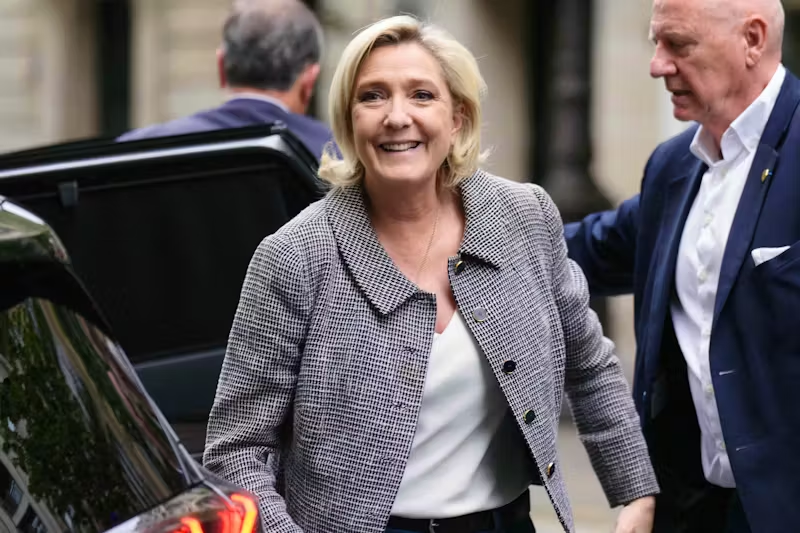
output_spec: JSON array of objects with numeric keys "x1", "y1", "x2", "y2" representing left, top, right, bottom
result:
[{"x1": 390, "y1": 311, "x2": 532, "y2": 517}]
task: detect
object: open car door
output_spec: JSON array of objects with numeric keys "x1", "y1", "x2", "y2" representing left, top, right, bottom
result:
[{"x1": 0, "y1": 123, "x2": 324, "y2": 456}]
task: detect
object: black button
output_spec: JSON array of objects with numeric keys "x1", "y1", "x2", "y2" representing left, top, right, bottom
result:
[
  {"x1": 454, "y1": 260, "x2": 466, "y2": 274},
  {"x1": 502, "y1": 360, "x2": 517, "y2": 374},
  {"x1": 546, "y1": 462, "x2": 556, "y2": 478},
  {"x1": 523, "y1": 410, "x2": 536, "y2": 424}
]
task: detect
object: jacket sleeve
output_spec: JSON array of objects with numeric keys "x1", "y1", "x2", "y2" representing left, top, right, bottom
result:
[
  {"x1": 203, "y1": 233, "x2": 309, "y2": 533},
  {"x1": 562, "y1": 193, "x2": 640, "y2": 297},
  {"x1": 531, "y1": 184, "x2": 659, "y2": 507}
]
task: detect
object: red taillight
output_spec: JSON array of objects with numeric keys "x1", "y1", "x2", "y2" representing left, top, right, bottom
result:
[
  {"x1": 229, "y1": 494, "x2": 257, "y2": 533},
  {"x1": 119, "y1": 485, "x2": 258, "y2": 533}
]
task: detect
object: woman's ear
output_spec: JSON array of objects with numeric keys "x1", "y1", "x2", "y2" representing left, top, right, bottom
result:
[{"x1": 452, "y1": 103, "x2": 465, "y2": 137}]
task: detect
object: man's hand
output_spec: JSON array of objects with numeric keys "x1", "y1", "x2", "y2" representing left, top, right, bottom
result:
[{"x1": 614, "y1": 495, "x2": 655, "y2": 533}]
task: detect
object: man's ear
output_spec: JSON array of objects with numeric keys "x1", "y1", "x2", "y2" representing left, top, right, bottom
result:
[
  {"x1": 216, "y1": 48, "x2": 227, "y2": 88},
  {"x1": 743, "y1": 15, "x2": 768, "y2": 67},
  {"x1": 298, "y1": 63, "x2": 321, "y2": 109}
]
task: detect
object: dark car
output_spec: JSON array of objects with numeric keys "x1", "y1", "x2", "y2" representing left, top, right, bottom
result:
[
  {"x1": 0, "y1": 123, "x2": 324, "y2": 458},
  {"x1": 0, "y1": 195, "x2": 258, "y2": 532}
]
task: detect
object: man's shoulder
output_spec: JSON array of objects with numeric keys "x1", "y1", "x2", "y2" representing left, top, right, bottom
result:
[
  {"x1": 653, "y1": 123, "x2": 698, "y2": 159},
  {"x1": 642, "y1": 123, "x2": 700, "y2": 181},
  {"x1": 278, "y1": 113, "x2": 334, "y2": 157},
  {"x1": 116, "y1": 112, "x2": 220, "y2": 142}
]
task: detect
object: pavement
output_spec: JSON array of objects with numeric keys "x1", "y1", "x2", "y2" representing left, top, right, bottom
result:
[{"x1": 528, "y1": 421, "x2": 619, "y2": 533}]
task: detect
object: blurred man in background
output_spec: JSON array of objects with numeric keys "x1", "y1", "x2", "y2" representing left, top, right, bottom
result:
[{"x1": 118, "y1": 0, "x2": 332, "y2": 161}]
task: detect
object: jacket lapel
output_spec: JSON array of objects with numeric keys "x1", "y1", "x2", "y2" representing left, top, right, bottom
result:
[
  {"x1": 326, "y1": 186, "x2": 417, "y2": 315},
  {"x1": 325, "y1": 171, "x2": 510, "y2": 316},
  {"x1": 712, "y1": 73, "x2": 800, "y2": 326},
  {"x1": 646, "y1": 157, "x2": 705, "y2": 365},
  {"x1": 457, "y1": 171, "x2": 508, "y2": 269}
]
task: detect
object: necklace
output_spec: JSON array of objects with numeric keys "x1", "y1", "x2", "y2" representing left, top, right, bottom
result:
[{"x1": 415, "y1": 207, "x2": 440, "y2": 282}]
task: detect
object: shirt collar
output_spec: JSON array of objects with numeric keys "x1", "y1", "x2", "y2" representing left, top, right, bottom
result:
[
  {"x1": 690, "y1": 64, "x2": 786, "y2": 166},
  {"x1": 226, "y1": 92, "x2": 290, "y2": 114}
]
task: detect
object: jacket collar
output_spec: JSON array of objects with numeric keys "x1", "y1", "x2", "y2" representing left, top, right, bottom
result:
[{"x1": 326, "y1": 170, "x2": 507, "y2": 315}]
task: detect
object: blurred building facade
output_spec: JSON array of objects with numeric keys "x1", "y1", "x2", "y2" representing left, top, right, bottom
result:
[{"x1": 3, "y1": 0, "x2": 800, "y2": 372}]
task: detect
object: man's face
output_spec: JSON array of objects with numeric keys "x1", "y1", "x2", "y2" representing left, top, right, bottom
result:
[{"x1": 649, "y1": 0, "x2": 749, "y2": 125}]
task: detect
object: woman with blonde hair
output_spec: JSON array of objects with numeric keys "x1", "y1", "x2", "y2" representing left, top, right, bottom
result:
[{"x1": 204, "y1": 14, "x2": 658, "y2": 533}]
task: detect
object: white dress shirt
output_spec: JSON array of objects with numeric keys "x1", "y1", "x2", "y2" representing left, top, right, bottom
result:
[
  {"x1": 391, "y1": 310, "x2": 531, "y2": 517},
  {"x1": 671, "y1": 64, "x2": 786, "y2": 488}
]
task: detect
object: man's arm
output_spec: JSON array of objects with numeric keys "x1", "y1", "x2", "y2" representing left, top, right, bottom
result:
[{"x1": 563, "y1": 194, "x2": 640, "y2": 297}]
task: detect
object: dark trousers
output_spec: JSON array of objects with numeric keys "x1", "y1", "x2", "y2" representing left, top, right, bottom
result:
[
  {"x1": 385, "y1": 514, "x2": 535, "y2": 533},
  {"x1": 654, "y1": 483, "x2": 750, "y2": 533}
]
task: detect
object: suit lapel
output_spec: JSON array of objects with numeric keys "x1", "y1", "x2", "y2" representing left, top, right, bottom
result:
[
  {"x1": 647, "y1": 158, "x2": 705, "y2": 354},
  {"x1": 713, "y1": 74, "x2": 800, "y2": 326}
]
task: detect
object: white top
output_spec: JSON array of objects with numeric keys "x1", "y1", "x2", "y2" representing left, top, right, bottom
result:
[
  {"x1": 391, "y1": 310, "x2": 532, "y2": 517},
  {"x1": 672, "y1": 64, "x2": 785, "y2": 488}
]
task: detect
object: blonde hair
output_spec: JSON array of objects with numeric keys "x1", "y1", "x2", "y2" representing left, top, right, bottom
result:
[{"x1": 318, "y1": 15, "x2": 488, "y2": 189}]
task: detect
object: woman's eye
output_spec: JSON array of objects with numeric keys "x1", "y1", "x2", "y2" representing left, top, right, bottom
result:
[
  {"x1": 358, "y1": 91, "x2": 383, "y2": 102},
  {"x1": 414, "y1": 91, "x2": 434, "y2": 101}
]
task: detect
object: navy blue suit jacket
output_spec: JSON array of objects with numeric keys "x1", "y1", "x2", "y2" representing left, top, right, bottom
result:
[
  {"x1": 565, "y1": 73, "x2": 800, "y2": 531},
  {"x1": 117, "y1": 98, "x2": 333, "y2": 161}
]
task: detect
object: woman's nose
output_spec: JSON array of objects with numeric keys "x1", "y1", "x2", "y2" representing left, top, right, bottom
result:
[{"x1": 384, "y1": 97, "x2": 412, "y2": 128}]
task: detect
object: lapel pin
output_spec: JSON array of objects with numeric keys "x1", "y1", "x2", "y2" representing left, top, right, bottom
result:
[{"x1": 761, "y1": 168, "x2": 772, "y2": 183}]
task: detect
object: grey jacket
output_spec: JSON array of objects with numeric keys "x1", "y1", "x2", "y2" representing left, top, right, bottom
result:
[{"x1": 203, "y1": 170, "x2": 659, "y2": 533}]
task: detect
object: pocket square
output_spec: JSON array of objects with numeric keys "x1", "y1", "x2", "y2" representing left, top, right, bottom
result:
[{"x1": 751, "y1": 246, "x2": 791, "y2": 266}]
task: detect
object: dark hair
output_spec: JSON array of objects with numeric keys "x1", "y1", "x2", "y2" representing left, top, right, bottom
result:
[{"x1": 221, "y1": 0, "x2": 323, "y2": 91}]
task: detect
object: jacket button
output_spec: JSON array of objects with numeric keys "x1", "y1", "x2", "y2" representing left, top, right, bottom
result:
[
  {"x1": 472, "y1": 307, "x2": 488, "y2": 322},
  {"x1": 502, "y1": 360, "x2": 517, "y2": 374},
  {"x1": 546, "y1": 462, "x2": 556, "y2": 478},
  {"x1": 454, "y1": 260, "x2": 466, "y2": 274},
  {"x1": 523, "y1": 410, "x2": 536, "y2": 424}
]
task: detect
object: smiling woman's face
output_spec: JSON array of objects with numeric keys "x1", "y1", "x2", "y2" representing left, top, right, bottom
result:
[{"x1": 351, "y1": 42, "x2": 463, "y2": 189}]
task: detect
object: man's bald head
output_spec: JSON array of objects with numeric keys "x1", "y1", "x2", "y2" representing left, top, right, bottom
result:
[
  {"x1": 650, "y1": 0, "x2": 785, "y2": 147},
  {"x1": 720, "y1": 0, "x2": 785, "y2": 55}
]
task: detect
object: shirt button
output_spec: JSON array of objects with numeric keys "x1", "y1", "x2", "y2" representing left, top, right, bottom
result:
[
  {"x1": 705, "y1": 384, "x2": 714, "y2": 396},
  {"x1": 523, "y1": 410, "x2": 536, "y2": 424},
  {"x1": 472, "y1": 307, "x2": 488, "y2": 322},
  {"x1": 502, "y1": 360, "x2": 517, "y2": 374},
  {"x1": 698, "y1": 269, "x2": 708, "y2": 282},
  {"x1": 704, "y1": 213, "x2": 714, "y2": 226},
  {"x1": 454, "y1": 260, "x2": 466, "y2": 274},
  {"x1": 719, "y1": 441, "x2": 726, "y2": 451}
]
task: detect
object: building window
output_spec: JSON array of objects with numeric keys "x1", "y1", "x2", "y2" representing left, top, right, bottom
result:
[
  {"x1": 17, "y1": 507, "x2": 46, "y2": 533},
  {"x1": 0, "y1": 465, "x2": 22, "y2": 515}
]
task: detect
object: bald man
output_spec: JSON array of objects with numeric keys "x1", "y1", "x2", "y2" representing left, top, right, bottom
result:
[{"x1": 564, "y1": 0, "x2": 799, "y2": 531}]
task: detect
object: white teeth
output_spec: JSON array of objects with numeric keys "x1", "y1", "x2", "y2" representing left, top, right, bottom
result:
[{"x1": 381, "y1": 142, "x2": 420, "y2": 152}]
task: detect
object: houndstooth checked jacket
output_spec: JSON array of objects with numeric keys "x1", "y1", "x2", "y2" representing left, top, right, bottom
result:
[{"x1": 203, "y1": 170, "x2": 659, "y2": 533}]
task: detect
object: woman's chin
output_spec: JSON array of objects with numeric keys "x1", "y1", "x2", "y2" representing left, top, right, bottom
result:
[{"x1": 367, "y1": 169, "x2": 437, "y2": 187}]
